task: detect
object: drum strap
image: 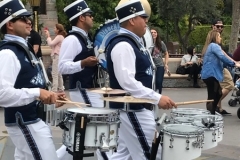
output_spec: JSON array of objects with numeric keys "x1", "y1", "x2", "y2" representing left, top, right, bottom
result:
[{"x1": 70, "y1": 113, "x2": 94, "y2": 160}]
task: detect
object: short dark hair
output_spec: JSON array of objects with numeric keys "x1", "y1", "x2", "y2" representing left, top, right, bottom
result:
[
  {"x1": 70, "y1": 17, "x2": 78, "y2": 26},
  {"x1": 0, "y1": 24, "x2": 7, "y2": 34}
]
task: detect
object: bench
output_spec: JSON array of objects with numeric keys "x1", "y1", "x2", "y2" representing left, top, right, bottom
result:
[{"x1": 162, "y1": 58, "x2": 206, "y2": 88}]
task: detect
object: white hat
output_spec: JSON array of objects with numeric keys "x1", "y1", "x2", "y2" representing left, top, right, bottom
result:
[
  {"x1": 115, "y1": 0, "x2": 148, "y2": 23},
  {"x1": 64, "y1": 0, "x2": 93, "y2": 21}
]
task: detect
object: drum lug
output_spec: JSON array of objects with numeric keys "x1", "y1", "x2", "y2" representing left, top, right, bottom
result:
[
  {"x1": 212, "y1": 131, "x2": 216, "y2": 142},
  {"x1": 169, "y1": 135, "x2": 174, "y2": 148},
  {"x1": 186, "y1": 139, "x2": 190, "y2": 150},
  {"x1": 192, "y1": 141, "x2": 200, "y2": 148}
]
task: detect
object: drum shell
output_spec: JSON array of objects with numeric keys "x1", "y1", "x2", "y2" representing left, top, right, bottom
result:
[
  {"x1": 192, "y1": 121, "x2": 218, "y2": 150},
  {"x1": 62, "y1": 108, "x2": 120, "y2": 151},
  {"x1": 193, "y1": 114, "x2": 224, "y2": 143},
  {"x1": 162, "y1": 124, "x2": 203, "y2": 160}
]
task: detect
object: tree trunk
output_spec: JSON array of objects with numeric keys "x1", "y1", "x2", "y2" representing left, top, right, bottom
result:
[{"x1": 229, "y1": 0, "x2": 240, "y2": 54}]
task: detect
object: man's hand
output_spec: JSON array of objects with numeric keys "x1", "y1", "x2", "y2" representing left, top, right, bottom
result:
[
  {"x1": 158, "y1": 95, "x2": 177, "y2": 110},
  {"x1": 81, "y1": 56, "x2": 98, "y2": 68},
  {"x1": 39, "y1": 89, "x2": 56, "y2": 104},
  {"x1": 55, "y1": 92, "x2": 67, "y2": 108}
]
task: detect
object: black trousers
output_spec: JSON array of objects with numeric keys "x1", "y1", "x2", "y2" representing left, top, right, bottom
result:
[
  {"x1": 203, "y1": 77, "x2": 222, "y2": 114},
  {"x1": 185, "y1": 63, "x2": 202, "y2": 83}
]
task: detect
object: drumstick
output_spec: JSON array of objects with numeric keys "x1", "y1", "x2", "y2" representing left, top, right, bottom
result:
[
  {"x1": 175, "y1": 99, "x2": 213, "y2": 106},
  {"x1": 56, "y1": 100, "x2": 90, "y2": 107},
  {"x1": 62, "y1": 98, "x2": 82, "y2": 108}
]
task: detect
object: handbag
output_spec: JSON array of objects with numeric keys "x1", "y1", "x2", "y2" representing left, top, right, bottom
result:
[
  {"x1": 176, "y1": 55, "x2": 193, "y2": 75},
  {"x1": 176, "y1": 65, "x2": 186, "y2": 75}
]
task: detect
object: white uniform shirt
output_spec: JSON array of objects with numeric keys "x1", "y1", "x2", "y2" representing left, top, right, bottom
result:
[
  {"x1": 58, "y1": 26, "x2": 89, "y2": 74},
  {"x1": 0, "y1": 34, "x2": 40, "y2": 107},
  {"x1": 110, "y1": 28, "x2": 161, "y2": 104}
]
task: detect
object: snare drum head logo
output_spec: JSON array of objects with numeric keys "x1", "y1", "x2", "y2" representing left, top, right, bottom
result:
[{"x1": 94, "y1": 18, "x2": 120, "y2": 71}]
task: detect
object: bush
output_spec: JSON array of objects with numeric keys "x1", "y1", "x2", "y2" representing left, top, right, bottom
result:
[{"x1": 188, "y1": 25, "x2": 231, "y2": 46}]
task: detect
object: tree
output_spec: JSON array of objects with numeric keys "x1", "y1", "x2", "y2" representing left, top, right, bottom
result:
[
  {"x1": 158, "y1": 0, "x2": 222, "y2": 52},
  {"x1": 228, "y1": 0, "x2": 240, "y2": 54}
]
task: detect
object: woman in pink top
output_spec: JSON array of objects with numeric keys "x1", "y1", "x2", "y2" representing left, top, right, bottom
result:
[{"x1": 44, "y1": 24, "x2": 67, "y2": 92}]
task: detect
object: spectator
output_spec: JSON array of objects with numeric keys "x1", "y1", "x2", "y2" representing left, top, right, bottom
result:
[
  {"x1": 180, "y1": 46, "x2": 202, "y2": 88},
  {"x1": 44, "y1": 24, "x2": 67, "y2": 93},
  {"x1": 233, "y1": 44, "x2": 240, "y2": 61},
  {"x1": 201, "y1": 30, "x2": 239, "y2": 115},
  {"x1": 26, "y1": 17, "x2": 42, "y2": 58},
  {"x1": 150, "y1": 27, "x2": 169, "y2": 93},
  {"x1": 211, "y1": 19, "x2": 234, "y2": 115}
]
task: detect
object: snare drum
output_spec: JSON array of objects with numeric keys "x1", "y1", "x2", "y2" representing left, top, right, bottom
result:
[
  {"x1": 62, "y1": 107, "x2": 120, "y2": 152},
  {"x1": 193, "y1": 114, "x2": 224, "y2": 142},
  {"x1": 192, "y1": 121, "x2": 218, "y2": 150},
  {"x1": 161, "y1": 124, "x2": 204, "y2": 160},
  {"x1": 171, "y1": 108, "x2": 210, "y2": 118}
]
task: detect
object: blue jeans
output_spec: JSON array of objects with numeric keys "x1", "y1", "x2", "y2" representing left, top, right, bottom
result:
[{"x1": 155, "y1": 66, "x2": 165, "y2": 94}]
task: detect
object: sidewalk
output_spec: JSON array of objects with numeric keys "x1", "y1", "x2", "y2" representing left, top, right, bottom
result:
[{"x1": 1, "y1": 88, "x2": 240, "y2": 160}]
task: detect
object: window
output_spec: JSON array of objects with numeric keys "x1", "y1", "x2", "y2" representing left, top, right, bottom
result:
[{"x1": 39, "y1": 0, "x2": 46, "y2": 15}]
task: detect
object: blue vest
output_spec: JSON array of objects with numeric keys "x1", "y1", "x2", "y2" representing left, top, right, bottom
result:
[
  {"x1": 106, "y1": 35, "x2": 153, "y2": 110},
  {"x1": 0, "y1": 42, "x2": 45, "y2": 126},
  {"x1": 68, "y1": 32, "x2": 98, "y2": 89}
]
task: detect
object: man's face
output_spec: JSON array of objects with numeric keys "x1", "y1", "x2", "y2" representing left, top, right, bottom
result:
[
  {"x1": 7, "y1": 16, "x2": 31, "y2": 38},
  {"x1": 212, "y1": 21, "x2": 224, "y2": 34},
  {"x1": 132, "y1": 15, "x2": 148, "y2": 37},
  {"x1": 82, "y1": 13, "x2": 94, "y2": 30}
]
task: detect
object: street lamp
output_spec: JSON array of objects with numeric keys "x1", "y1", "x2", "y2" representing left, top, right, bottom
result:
[{"x1": 28, "y1": 0, "x2": 41, "y2": 32}]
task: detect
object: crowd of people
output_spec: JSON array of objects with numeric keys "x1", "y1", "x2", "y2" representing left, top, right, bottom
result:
[{"x1": 0, "y1": 0, "x2": 239, "y2": 159}]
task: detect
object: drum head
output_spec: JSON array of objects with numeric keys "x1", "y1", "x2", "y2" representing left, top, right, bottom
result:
[
  {"x1": 163, "y1": 124, "x2": 203, "y2": 135},
  {"x1": 67, "y1": 107, "x2": 116, "y2": 114},
  {"x1": 174, "y1": 117, "x2": 194, "y2": 123},
  {"x1": 171, "y1": 108, "x2": 210, "y2": 116}
]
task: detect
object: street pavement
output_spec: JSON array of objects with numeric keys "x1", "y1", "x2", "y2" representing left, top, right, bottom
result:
[{"x1": 1, "y1": 88, "x2": 240, "y2": 160}]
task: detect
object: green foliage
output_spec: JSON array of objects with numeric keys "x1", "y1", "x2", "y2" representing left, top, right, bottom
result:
[
  {"x1": 21, "y1": 0, "x2": 27, "y2": 5},
  {"x1": 55, "y1": 0, "x2": 119, "y2": 33},
  {"x1": 188, "y1": 25, "x2": 231, "y2": 46}
]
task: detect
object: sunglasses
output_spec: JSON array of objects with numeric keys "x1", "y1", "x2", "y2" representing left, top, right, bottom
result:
[
  {"x1": 11, "y1": 16, "x2": 29, "y2": 24},
  {"x1": 215, "y1": 25, "x2": 224, "y2": 29},
  {"x1": 83, "y1": 13, "x2": 93, "y2": 18}
]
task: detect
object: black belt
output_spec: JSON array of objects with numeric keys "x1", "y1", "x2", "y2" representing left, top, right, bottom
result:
[{"x1": 144, "y1": 104, "x2": 154, "y2": 111}]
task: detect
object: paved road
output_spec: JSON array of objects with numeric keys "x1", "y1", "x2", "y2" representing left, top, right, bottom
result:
[{"x1": 1, "y1": 88, "x2": 240, "y2": 160}]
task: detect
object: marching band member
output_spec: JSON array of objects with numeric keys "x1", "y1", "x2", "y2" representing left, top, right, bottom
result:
[
  {"x1": 106, "y1": 0, "x2": 176, "y2": 159},
  {"x1": 59, "y1": 0, "x2": 109, "y2": 159},
  {"x1": 0, "y1": 0, "x2": 66, "y2": 159},
  {"x1": 59, "y1": 0, "x2": 102, "y2": 108}
]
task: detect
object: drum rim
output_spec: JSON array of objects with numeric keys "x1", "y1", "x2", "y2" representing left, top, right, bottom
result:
[
  {"x1": 162, "y1": 124, "x2": 204, "y2": 136},
  {"x1": 67, "y1": 107, "x2": 118, "y2": 114}
]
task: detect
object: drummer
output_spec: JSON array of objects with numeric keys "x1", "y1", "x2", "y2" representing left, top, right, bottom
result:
[
  {"x1": 58, "y1": 0, "x2": 109, "y2": 159},
  {"x1": 106, "y1": 0, "x2": 176, "y2": 159}
]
